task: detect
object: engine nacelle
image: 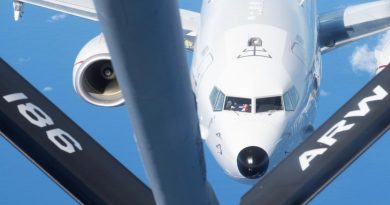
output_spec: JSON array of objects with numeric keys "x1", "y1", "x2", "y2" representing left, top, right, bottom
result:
[{"x1": 73, "y1": 34, "x2": 124, "y2": 107}]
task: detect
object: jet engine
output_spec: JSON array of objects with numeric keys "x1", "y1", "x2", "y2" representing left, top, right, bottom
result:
[{"x1": 73, "y1": 34, "x2": 124, "y2": 107}]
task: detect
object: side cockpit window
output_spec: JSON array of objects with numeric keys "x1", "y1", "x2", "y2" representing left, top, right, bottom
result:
[
  {"x1": 283, "y1": 86, "x2": 299, "y2": 111},
  {"x1": 224, "y1": 97, "x2": 252, "y2": 113},
  {"x1": 209, "y1": 87, "x2": 225, "y2": 111},
  {"x1": 256, "y1": 97, "x2": 283, "y2": 112}
]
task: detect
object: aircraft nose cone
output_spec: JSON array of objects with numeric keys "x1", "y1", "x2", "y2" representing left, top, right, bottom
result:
[{"x1": 237, "y1": 146, "x2": 269, "y2": 179}]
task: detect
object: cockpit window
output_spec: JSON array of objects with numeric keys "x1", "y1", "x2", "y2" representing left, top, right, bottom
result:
[
  {"x1": 224, "y1": 97, "x2": 252, "y2": 113},
  {"x1": 209, "y1": 87, "x2": 225, "y2": 111},
  {"x1": 256, "y1": 97, "x2": 283, "y2": 112}
]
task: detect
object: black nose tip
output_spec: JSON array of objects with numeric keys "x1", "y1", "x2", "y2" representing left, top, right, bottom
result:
[{"x1": 237, "y1": 146, "x2": 269, "y2": 179}]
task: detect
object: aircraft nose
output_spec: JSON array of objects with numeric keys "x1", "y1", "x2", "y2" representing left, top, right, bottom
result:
[{"x1": 237, "y1": 146, "x2": 269, "y2": 179}]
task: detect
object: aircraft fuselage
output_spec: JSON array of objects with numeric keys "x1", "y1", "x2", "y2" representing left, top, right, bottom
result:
[{"x1": 191, "y1": 0, "x2": 321, "y2": 182}]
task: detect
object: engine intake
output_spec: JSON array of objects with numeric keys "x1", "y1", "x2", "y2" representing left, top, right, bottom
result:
[{"x1": 73, "y1": 34, "x2": 124, "y2": 107}]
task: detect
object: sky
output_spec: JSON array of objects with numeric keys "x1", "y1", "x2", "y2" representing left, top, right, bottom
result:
[{"x1": 0, "y1": 0, "x2": 389, "y2": 205}]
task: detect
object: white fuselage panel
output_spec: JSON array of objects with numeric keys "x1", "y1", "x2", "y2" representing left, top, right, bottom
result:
[{"x1": 192, "y1": 0, "x2": 320, "y2": 183}]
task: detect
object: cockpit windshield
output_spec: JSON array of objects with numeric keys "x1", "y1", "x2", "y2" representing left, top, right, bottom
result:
[
  {"x1": 224, "y1": 97, "x2": 252, "y2": 113},
  {"x1": 256, "y1": 96, "x2": 283, "y2": 112}
]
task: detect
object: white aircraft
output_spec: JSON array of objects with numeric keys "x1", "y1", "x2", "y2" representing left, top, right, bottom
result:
[{"x1": 11, "y1": 0, "x2": 390, "y2": 184}]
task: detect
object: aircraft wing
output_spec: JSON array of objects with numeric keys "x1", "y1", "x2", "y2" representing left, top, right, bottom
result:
[
  {"x1": 319, "y1": 0, "x2": 390, "y2": 53},
  {"x1": 14, "y1": 0, "x2": 96, "y2": 20},
  {"x1": 13, "y1": 0, "x2": 199, "y2": 50}
]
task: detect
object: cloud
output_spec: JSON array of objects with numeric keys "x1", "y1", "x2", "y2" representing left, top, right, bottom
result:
[
  {"x1": 320, "y1": 90, "x2": 330, "y2": 97},
  {"x1": 48, "y1": 13, "x2": 67, "y2": 22},
  {"x1": 350, "y1": 44, "x2": 377, "y2": 73},
  {"x1": 43, "y1": 86, "x2": 53, "y2": 92},
  {"x1": 350, "y1": 31, "x2": 390, "y2": 75}
]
